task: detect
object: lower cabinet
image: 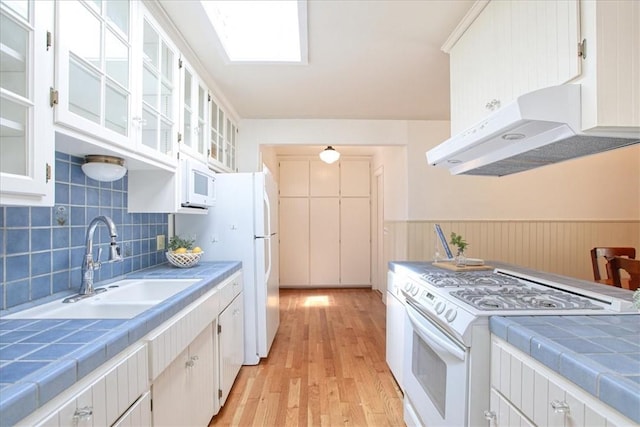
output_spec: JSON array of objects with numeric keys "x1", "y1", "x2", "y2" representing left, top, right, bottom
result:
[
  {"x1": 218, "y1": 292, "x2": 244, "y2": 407},
  {"x1": 489, "y1": 336, "x2": 635, "y2": 427},
  {"x1": 26, "y1": 344, "x2": 149, "y2": 427},
  {"x1": 14, "y1": 271, "x2": 244, "y2": 427},
  {"x1": 152, "y1": 323, "x2": 216, "y2": 427}
]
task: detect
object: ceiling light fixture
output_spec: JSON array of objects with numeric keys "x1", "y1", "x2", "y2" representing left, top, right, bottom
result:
[
  {"x1": 319, "y1": 146, "x2": 340, "y2": 164},
  {"x1": 81, "y1": 155, "x2": 127, "y2": 182}
]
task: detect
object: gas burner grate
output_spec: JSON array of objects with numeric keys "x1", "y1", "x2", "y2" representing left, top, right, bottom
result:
[
  {"x1": 420, "y1": 271, "x2": 522, "y2": 287},
  {"x1": 450, "y1": 286, "x2": 603, "y2": 311}
]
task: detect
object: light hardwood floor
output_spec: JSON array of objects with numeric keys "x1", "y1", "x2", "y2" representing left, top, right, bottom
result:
[{"x1": 210, "y1": 288, "x2": 404, "y2": 426}]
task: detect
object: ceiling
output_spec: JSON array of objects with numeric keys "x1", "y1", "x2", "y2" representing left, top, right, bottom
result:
[{"x1": 158, "y1": 0, "x2": 475, "y2": 121}]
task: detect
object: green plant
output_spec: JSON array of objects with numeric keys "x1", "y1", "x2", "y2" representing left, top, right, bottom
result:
[
  {"x1": 168, "y1": 235, "x2": 195, "y2": 251},
  {"x1": 450, "y1": 232, "x2": 469, "y2": 255}
]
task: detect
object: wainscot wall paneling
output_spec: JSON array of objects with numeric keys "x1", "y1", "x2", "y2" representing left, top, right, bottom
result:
[{"x1": 384, "y1": 220, "x2": 640, "y2": 281}]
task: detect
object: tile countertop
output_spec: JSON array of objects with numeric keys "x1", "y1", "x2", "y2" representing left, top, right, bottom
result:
[
  {"x1": 389, "y1": 261, "x2": 640, "y2": 423},
  {"x1": 490, "y1": 315, "x2": 640, "y2": 424},
  {"x1": 0, "y1": 261, "x2": 242, "y2": 426}
]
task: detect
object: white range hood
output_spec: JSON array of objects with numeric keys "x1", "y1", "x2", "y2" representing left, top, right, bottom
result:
[{"x1": 426, "y1": 84, "x2": 640, "y2": 176}]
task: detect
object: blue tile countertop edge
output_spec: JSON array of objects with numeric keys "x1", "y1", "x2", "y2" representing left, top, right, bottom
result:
[
  {"x1": 490, "y1": 315, "x2": 640, "y2": 424},
  {"x1": 0, "y1": 261, "x2": 241, "y2": 426}
]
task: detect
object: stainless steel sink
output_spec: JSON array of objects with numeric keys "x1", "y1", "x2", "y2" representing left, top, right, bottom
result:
[{"x1": 5, "y1": 279, "x2": 200, "y2": 319}]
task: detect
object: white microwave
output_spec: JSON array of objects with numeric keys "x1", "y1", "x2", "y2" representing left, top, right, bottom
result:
[{"x1": 181, "y1": 158, "x2": 215, "y2": 209}]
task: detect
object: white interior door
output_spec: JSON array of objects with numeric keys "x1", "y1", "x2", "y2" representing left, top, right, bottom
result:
[{"x1": 310, "y1": 198, "x2": 340, "y2": 285}]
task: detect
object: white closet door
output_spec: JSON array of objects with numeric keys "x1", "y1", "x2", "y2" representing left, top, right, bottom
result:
[
  {"x1": 279, "y1": 160, "x2": 309, "y2": 196},
  {"x1": 279, "y1": 198, "x2": 310, "y2": 286},
  {"x1": 340, "y1": 198, "x2": 371, "y2": 285},
  {"x1": 310, "y1": 198, "x2": 340, "y2": 285},
  {"x1": 310, "y1": 160, "x2": 339, "y2": 196},
  {"x1": 340, "y1": 160, "x2": 370, "y2": 196}
]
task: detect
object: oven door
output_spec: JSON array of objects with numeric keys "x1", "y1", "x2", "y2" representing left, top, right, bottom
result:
[{"x1": 403, "y1": 299, "x2": 469, "y2": 427}]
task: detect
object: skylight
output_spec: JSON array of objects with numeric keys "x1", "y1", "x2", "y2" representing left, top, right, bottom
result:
[{"x1": 201, "y1": 0, "x2": 307, "y2": 63}]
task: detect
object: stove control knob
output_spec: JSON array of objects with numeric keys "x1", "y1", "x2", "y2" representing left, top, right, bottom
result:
[
  {"x1": 435, "y1": 301, "x2": 446, "y2": 314},
  {"x1": 411, "y1": 286, "x2": 419, "y2": 297},
  {"x1": 404, "y1": 282, "x2": 412, "y2": 291},
  {"x1": 445, "y1": 308, "x2": 457, "y2": 322}
]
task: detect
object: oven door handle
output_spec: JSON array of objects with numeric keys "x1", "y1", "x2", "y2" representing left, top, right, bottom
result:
[{"x1": 405, "y1": 301, "x2": 466, "y2": 361}]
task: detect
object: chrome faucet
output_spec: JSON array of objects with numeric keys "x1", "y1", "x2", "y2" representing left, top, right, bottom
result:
[{"x1": 64, "y1": 215, "x2": 123, "y2": 303}]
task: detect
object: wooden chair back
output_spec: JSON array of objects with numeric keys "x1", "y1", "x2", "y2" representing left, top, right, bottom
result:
[
  {"x1": 609, "y1": 256, "x2": 640, "y2": 291},
  {"x1": 590, "y1": 247, "x2": 636, "y2": 281}
]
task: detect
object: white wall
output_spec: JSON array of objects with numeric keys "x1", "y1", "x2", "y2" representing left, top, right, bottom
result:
[
  {"x1": 240, "y1": 118, "x2": 640, "y2": 221},
  {"x1": 238, "y1": 119, "x2": 409, "y2": 172},
  {"x1": 407, "y1": 122, "x2": 640, "y2": 220}
]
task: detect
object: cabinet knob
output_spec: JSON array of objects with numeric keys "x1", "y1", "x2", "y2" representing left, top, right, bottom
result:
[
  {"x1": 73, "y1": 406, "x2": 93, "y2": 422},
  {"x1": 550, "y1": 400, "x2": 570, "y2": 414},
  {"x1": 483, "y1": 410, "x2": 496, "y2": 422},
  {"x1": 185, "y1": 355, "x2": 199, "y2": 368},
  {"x1": 485, "y1": 99, "x2": 501, "y2": 111}
]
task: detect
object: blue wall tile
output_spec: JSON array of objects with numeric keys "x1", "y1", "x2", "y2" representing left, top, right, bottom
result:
[
  {"x1": 6, "y1": 256, "x2": 29, "y2": 282},
  {"x1": 31, "y1": 208, "x2": 51, "y2": 227},
  {"x1": 31, "y1": 229, "x2": 51, "y2": 252},
  {"x1": 5, "y1": 208, "x2": 29, "y2": 227},
  {"x1": 0, "y1": 151, "x2": 169, "y2": 310},
  {"x1": 30, "y1": 252, "x2": 51, "y2": 276},
  {"x1": 6, "y1": 229, "x2": 29, "y2": 254}
]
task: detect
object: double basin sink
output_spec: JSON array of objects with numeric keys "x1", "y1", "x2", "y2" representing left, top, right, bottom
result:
[{"x1": 5, "y1": 279, "x2": 200, "y2": 319}]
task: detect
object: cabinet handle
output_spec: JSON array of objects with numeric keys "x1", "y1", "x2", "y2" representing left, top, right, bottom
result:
[
  {"x1": 550, "y1": 400, "x2": 570, "y2": 414},
  {"x1": 132, "y1": 116, "x2": 148, "y2": 127},
  {"x1": 483, "y1": 410, "x2": 496, "y2": 423},
  {"x1": 185, "y1": 355, "x2": 199, "y2": 368},
  {"x1": 485, "y1": 99, "x2": 501, "y2": 111},
  {"x1": 73, "y1": 406, "x2": 93, "y2": 422}
]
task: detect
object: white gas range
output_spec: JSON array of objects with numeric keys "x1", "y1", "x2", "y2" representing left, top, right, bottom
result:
[{"x1": 394, "y1": 263, "x2": 636, "y2": 427}]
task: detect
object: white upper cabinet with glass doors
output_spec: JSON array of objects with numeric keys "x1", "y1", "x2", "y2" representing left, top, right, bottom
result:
[
  {"x1": 0, "y1": 0, "x2": 54, "y2": 206},
  {"x1": 54, "y1": 0, "x2": 132, "y2": 146},
  {"x1": 208, "y1": 98, "x2": 238, "y2": 172},
  {"x1": 134, "y1": 6, "x2": 179, "y2": 163},
  {"x1": 179, "y1": 57, "x2": 209, "y2": 161}
]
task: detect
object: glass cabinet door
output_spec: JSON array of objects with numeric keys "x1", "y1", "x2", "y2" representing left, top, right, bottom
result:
[
  {"x1": 138, "y1": 12, "x2": 177, "y2": 160},
  {"x1": 209, "y1": 99, "x2": 220, "y2": 163},
  {"x1": 0, "y1": 0, "x2": 54, "y2": 206},
  {"x1": 55, "y1": 0, "x2": 132, "y2": 146},
  {"x1": 179, "y1": 57, "x2": 208, "y2": 160}
]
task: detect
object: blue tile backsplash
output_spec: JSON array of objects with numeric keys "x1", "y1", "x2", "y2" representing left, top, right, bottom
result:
[{"x1": 0, "y1": 152, "x2": 169, "y2": 310}]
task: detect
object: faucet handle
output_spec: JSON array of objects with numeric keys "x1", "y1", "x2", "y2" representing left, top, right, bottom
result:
[{"x1": 93, "y1": 247, "x2": 103, "y2": 270}]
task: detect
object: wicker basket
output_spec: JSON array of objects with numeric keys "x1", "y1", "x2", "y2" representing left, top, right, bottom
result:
[{"x1": 166, "y1": 251, "x2": 203, "y2": 268}]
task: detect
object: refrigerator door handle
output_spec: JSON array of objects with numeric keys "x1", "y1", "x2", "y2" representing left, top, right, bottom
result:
[
  {"x1": 263, "y1": 186, "x2": 273, "y2": 284},
  {"x1": 254, "y1": 232, "x2": 277, "y2": 240}
]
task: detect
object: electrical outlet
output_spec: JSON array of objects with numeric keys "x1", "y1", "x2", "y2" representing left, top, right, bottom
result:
[{"x1": 157, "y1": 235, "x2": 165, "y2": 250}]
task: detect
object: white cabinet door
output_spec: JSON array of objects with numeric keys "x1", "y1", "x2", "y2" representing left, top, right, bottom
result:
[
  {"x1": 133, "y1": 6, "x2": 179, "y2": 163},
  {"x1": 448, "y1": 0, "x2": 581, "y2": 133},
  {"x1": 340, "y1": 197, "x2": 370, "y2": 285},
  {"x1": 178, "y1": 57, "x2": 209, "y2": 161},
  {"x1": 188, "y1": 323, "x2": 216, "y2": 426},
  {"x1": 112, "y1": 391, "x2": 151, "y2": 427},
  {"x1": 279, "y1": 159, "x2": 309, "y2": 196},
  {"x1": 581, "y1": 0, "x2": 640, "y2": 134},
  {"x1": 279, "y1": 197, "x2": 310, "y2": 286},
  {"x1": 310, "y1": 198, "x2": 340, "y2": 285},
  {"x1": 218, "y1": 293, "x2": 244, "y2": 407},
  {"x1": 54, "y1": 0, "x2": 133, "y2": 146},
  {"x1": 152, "y1": 324, "x2": 215, "y2": 426},
  {"x1": 0, "y1": 0, "x2": 54, "y2": 206},
  {"x1": 340, "y1": 159, "x2": 370, "y2": 197},
  {"x1": 310, "y1": 160, "x2": 339, "y2": 196}
]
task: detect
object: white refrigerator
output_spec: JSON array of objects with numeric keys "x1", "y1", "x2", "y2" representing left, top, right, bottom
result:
[{"x1": 175, "y1": 168, "x2": 279, "y2": 365}]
